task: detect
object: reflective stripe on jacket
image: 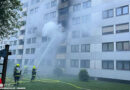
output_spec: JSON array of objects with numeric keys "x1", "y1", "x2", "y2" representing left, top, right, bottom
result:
[
  {"x1": 32, "y1": 69, "x2": 36, "y2": 76},
  {"x1": 14, "y1": 66, "x2": 21, "y2": 77}
]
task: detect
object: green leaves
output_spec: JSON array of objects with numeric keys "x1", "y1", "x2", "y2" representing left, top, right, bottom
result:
[{"x1": 0, "y1": 0, "x2": 23, "y2": 39}]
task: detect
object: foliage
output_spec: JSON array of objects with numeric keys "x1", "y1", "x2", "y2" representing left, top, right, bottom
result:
[
  {"x1": 79, "y1": 69, "x2": 89, "y2": 82},
  {"x1": 53, "y1": 67, "x2": 63, "y2": 77},
  {"x1": 0, "y1": 0, "x2": 23, "y2": 39}
]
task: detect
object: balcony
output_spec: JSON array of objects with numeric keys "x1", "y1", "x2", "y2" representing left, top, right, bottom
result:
[
  {"x1": 58, "y1": 0, "x2": 70, "y2": 9},
  {"x1": 56, "y1": 54, "x2": 66, "y2": 59}
]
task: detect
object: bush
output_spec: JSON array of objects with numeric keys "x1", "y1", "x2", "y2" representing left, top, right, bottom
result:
[
  {"x1": 53, "y1": 67, "x2": 63, "y2": 77},
  {"x1": 79, "y1": 69, "x2": 89, "y2": 82}
]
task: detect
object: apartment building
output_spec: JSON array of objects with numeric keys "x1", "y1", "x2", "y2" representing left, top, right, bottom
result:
[
  {"x1": 0, "y1": 0, "x2": 28, "y2": 67},
  {"x1": 66, "y1": 0, "x2": 130, "y2": 81},
  {"x1": 0, "y1": 0, "x2": 130, "y2": 81}
]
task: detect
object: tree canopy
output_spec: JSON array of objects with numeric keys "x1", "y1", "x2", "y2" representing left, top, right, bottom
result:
[{"x1": 0, "y1": 0, "x2": 23, "y2": 39}]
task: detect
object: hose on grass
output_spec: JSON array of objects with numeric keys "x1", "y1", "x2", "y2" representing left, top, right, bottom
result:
[{"x1": 6, "y1": 78, "x2": 90, "y2": 90}]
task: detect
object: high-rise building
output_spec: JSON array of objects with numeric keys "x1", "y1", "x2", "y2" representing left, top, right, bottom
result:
[
  {"x1": 0, "y1": 0, "x2": 130, "y2": 81},
  {"x1": 0, "y1": 0, "x2": 28, "y2": 66}
]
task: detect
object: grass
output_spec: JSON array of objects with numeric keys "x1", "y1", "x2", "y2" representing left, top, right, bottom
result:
[{"x1": 6, "y1": 76, "x2": 130, "y2": 90}]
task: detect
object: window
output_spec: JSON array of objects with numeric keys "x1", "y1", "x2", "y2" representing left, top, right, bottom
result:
[
  {"x1": 81, "y1": 15, "x2": 90, "y2": 23},
  {"x1": 27, "y1": 30, "x2": 31, "y2": 34},
  {"x1": 83, "y1": 0, "x2": 91, "y2": 8},
  {"x1": 116, "y1": 41, "x2": 130, "y2": 51},
  {"x1": 19, "y1": 39, "x2": 24, "y2": 45},
  {"x1": 57, "y1": 59, "x2": 66, "y2": 68},
  {"x1": 32, "y1": 27, "x2": 37, "y2": 33},
  {"x1": 4, "y1": 41, "x2": 7, "y2": 44},
  {"x1": 14, "y1": 40, "x2": 17, "y2": 45},
  {"x1": 17, "y1": 59, "x2": 22, "y2": 65},
  {"x1": 72, "y1": 31, "x2": 80, "y2": 38},
  {"x1": 102, "y1": 42, "x2": 114, "y2": 52},
  {"x1": 50, "y1": 11, "x2": 56, "y2": 18},
  {"x1": 23, "y1": 2, "x2": 28, "y2": 8},
  {"x1": 26, "y1": 48, "x2": 30, "y2": 54},
  {"x1": 102, "y1": 60, "x2": 114, "y2": 69},
  {"x1": 31, "y1": 48, "x2": 35, "y2": 54},
  {"x1": 51, "y1": 0, "x2": 57, "y2": 7},
  {"x1": 58, "y1": 46, "x2": 66, "y2": 53},
  {"x1": 81, "y1": 31, "x2": 89, "y2": 37},
  {"x1": 32, "y1": 37, "x2": 36, "y2": 43},
  {"x1": 72, "y1": 17, "x2": 80, "y2": 25},
  {"x1": 116, "y1": 23, "x2": 129, "y2": 33},
  {"x1": 116, "y1": 5, "x2": 129, "y2": 16},
  {"x1": 18, "y1": 49, "x2": 23, "y2": 55},
  {"x1": 102, "y1": 25, "x2": 114, "y2": 35},
  {"x1": 29, "y1": 59, "x2": 34, "y2": 65},
  {"x1": 30, "y1": 7, "x2": 39, "y2": 14},
  {"x1": 45, "y1": 11, "x2": 57, "y2": 20},
  {"x1": 45, "y1": 13, "x2": 49, "y2": 20},
  {"x1": 116, "y1": 61, "x2": 130, "y2": 70},
  {"x1": 12, "y1": 50, "x2": 16, "y2": 55},
  {"x1": 59, "y1": 8, "x2": 68, "y2": 15},
  {"x1": 70, "y1": 59, "x2": 79, "y2": 68},
  {"x1": 73, "y1": 3, "x2": 81, "y2": 12},
  {"x1": 27, "y1": 38, "x2": 31, "y2": 44},
  {"x1": 9, "y1": 50, "x2": 12, "y2": 54},
  {"x1": 10, "y1": 41, "x2": 13, "y2": 46},
  {"x1": 35, "y1": 7, "x2": 39, "y2": 12},
  {"x1": 31, "y1": 0, "x2": 40, "y2": 5},
  {"x1": 24, "y1": 59, "x2": 29, "y2": 65},
  {"x1": 80, "y1": 60, "x2": 90, "y2": 68},
  {"x1": 0, "y1": 46, "x2": 2, "y2": 49},
  {"x1": 42, "y1": 36, "x2": 48, "y2": 42},
  {"x1": 46, "y1": 2, "x2": 51, "y2": 9},
  {"x1": 30, "y1": 9, "x2": 34, "y2": 14},
  {"x1": 81, "y1": 44, "x2": 90, "y2": 52},
  {"x1": 103, "y1": 9, "x2": 114, "y2": 19},
  {"x1": 61, "y1": 0, "x2": 68, "y2": 3},
  {"x1": 71, "y1": 45, "x2": 79, "y2": 53},
  {"x1": 20, "y1": 30, "x2": 25, "y2": 35}
]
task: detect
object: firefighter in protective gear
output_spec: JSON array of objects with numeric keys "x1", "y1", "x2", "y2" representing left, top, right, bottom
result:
[
  {"x1": 31, "y1": 66, "x2": 36, "y2": 81},
  {"x1": 13, "y1": 64, "x2": 21, "y2": 85}
]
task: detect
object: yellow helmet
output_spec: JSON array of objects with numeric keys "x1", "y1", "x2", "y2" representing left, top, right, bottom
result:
[
  {"x1": 16, "y1": 64, "x2": 20, "y2": 67},
  {"x1": 33, "y1": 66, "x2": 36, "y2": 69}
]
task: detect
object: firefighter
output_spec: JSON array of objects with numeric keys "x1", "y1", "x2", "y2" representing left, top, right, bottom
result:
[
  {"x1": 13, "y1": 64, "x2": 21, "y2": 85},
  {"x1": 31, "y1": 66, "x2": 36, "y2": 82}
]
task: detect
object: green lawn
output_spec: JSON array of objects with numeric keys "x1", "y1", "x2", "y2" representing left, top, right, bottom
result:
[{"x1": 6, "y1": 77, "x2": 130, "y2": 90}]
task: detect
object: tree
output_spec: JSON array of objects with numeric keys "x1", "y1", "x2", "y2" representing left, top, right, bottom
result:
[
  {"x1": 0, "y1": 0, "x2": 23, "y2": 39},
  {"x1": 79, "y1": 69, "x2": 89, "y2": 82}
]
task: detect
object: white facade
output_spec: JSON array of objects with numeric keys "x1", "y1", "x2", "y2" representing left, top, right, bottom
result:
[{"x1": 66, "y1": 0, "x2": 130, "y2": 81}]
